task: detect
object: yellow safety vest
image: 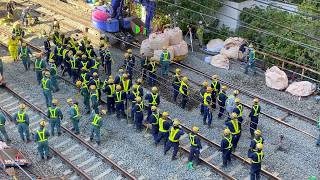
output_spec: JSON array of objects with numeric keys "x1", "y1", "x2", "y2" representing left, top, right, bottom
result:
[
  {"x1": 253, "y1": 105, "x2": 260, "y2": 116},
  {"x1": 254, "y1": 137, "x2": 263, "y2": 145},
  {"x1": 162, "y1": 51, "x2": 169, "y2": 61},
  {"x1": 158, "y1": 118, "x2": 168, "y2": 132},
  {"x1": 231, "y1": 120, "x2": 240, "y2": 135},
  {"x1": 94, "y1": 79, "x2": 101, "y2": 89},
  {"x1": 169, "y1": 127, "x2": 180, "y2": 142},
  {"x1": 37, "y1": 128, "x2": 48, "y2": 142},
  {"x1": 179, "y1": 81, "x2": 189, "y2": 96},
  {"x1": 252, "y1": 151, "x2": 264, "y2": 164},
  {"x1": 57, "y1": 47, "x2": 63, "y2": 56},
  {"x1": 211, "y1": 81, "x2": 218, "y2": 92},
  {"x1": 42, "y1": 78, "x2": 49, "y2": 90},
  {"x1": 122, "y1": 80, "x2": 130, "y2": 93},
  {"x1": 13, "y1": 28, "x2": 22, "y2": 36},
  {"x1": 73, "y1": 104, "x2": 79, "y2": 118},
  {"x1": 81, "y1": 73, "x2": 88, "y2": 85},
  {"x1": 151, "y1": 113, "x2": 159, "y2": 125},
  {"x1": 136, "y1": 102, "x2": 144, "y2": 112},
  {"x1": 35, "y1": 59, "x2": 43, "y2": 70},
  {"x1": 173, "y1": 74, "x2": 181, "y2": 85},
  {"x1": 224, "y1": 135, "x2": 233, "y2": 149},
  {"x1": 81, "y1": 61, "x2": 88, "y2": 69},
  {"x1": 49, "y1": 52, "x2": 55, "y2": 62},
  {"x1": 150, "y1": 62, "x2": 156, "y2": 73},
  {"x1": 17, "y1": 111, "x2": 25, "y2": 123},
  {"x1": 236, "y1": 104, "x2": 243, "y2": 117},
  {"x1": 189, "y1": 133, "x2": 198, "y2": 146},
  {"x1": 107, "y1": 84, "x2": 115, "y2": 97},
  {"x1": 203, "y1": 92, "x2": 211, "y2": 106},
  {"x1": 49, "y1": 107, "x2": 57, "y2": 118},
  {"x1": 91, "y1": 61, "x2": 100, "y2": 69},
  {"x1": 132, "y1": 89, "x2": 140, "y2": 100},
  {"x1": 115, "y1": 91, "x2": 123, "y2": 103},
  {"x1": 70, "y1": 59, "x2": 77, "y2": 69},
  {"x1": 149, "y1": 93, "x2": 158, "y2": 105},
  {"x1": 86, "y1": 49, "x2": 93, "y2": 59},
  {"x1": 92, "y1": 114, "x2": 102, "y2": 126}
]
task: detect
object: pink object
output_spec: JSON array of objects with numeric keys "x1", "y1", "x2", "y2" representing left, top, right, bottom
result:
[{"x1": 92, "y1": 10, "x2": 109, "y2": 22}]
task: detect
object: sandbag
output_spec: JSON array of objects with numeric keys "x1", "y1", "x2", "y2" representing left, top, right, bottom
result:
[
  {"x1": 210, "y1": 54, "x2": 229, "y2": 70},
  {"x1": 148, "y1": 33, "x2": 169, "y2": 50},
  {"x1": 92, "y1": 10, "x2": 109, "y2": 21},
  {"x1": 171, "y1": 41, "x2": 188, "y2": 57},
  {"x1": 164, "y1": 27, "x2": 183, "y2": 45},
  {"x1": 265, "y1": 66, "x2": 288, "y2": 90},
  {"x1": 286, "y1": 81, "x2": 316, "y2": 97},
  {"x1": 140, "y1": 39, "x2": 153, "y2": 57},
  {"x1": 224, "y1": 37, "x2": 245, "y2": 48},
  {"x1": 206, "y1": 39, "x2": 224, "y2": 53},
  {"x1": 152, "y1": 46, "x2": 174, "y2": 61},
  {"x1": 220, "y1": 46, "x2": 240, "y2": 60}
]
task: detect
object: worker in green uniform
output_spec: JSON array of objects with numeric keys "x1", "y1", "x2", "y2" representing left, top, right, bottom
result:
[
  {"x1": 34, "y1": 53, "x2": 46, "y2": 85},
  {"x1": 90, "y1": 85, "x2": 99, "y2": 114},
  {"x1": 0, "y1": 111, "x2": 10, "y2": 143},
  {"x1": 196, "y1": 21, "x2": 204, "y2": 47},
  {"x1": 77, "y1": 81, "x2": 90, "y2": 114},
  {"x1": 42, "y1": 71, "x2": 53, "y2": 107},
  {"x1": 34, "y1": 120, "x2": 50, "y2": 160},
  {"x1": 90, "y1": 109, "x2": 107, "y2": 145},
  {"x1": 160, "y1": 47, "x2": 171, "y2": 77},
  {"x1": 13, "y1": 103, "x2": 30, "y2": 142},
  {"x1": 18, "y1": 42, "x2": 32, "y2": 71},
  {"x1": 48, "y1": 59, "x2": 59, "y2": 92},
  {"x1": 67, "y1": 98, "x2": 80, "y2": 134},
  {"x1": 47, "y1": 99, "x2": 63, "y2": 136}
]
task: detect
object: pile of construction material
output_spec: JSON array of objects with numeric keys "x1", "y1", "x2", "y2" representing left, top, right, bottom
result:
[{"x1": 140, "y1": 27, "x2": 188, "y2": 62}]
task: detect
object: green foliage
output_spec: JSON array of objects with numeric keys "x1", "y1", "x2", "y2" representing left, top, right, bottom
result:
[{"x1": 237, "y1": 6, "x2": 320, "y2": 72}]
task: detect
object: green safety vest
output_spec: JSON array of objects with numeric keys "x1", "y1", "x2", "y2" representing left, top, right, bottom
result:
[
  {"x1": 149, "y1": 93, "x2": 158, "y2": 105},
  {"x1": 70, "y1": 59, "x2": 77, "y2": 69},
  {"x1": 73, "y1": 104, "x2": 79, "y2": 119},
  {"x1": 13, "y1": 28, "x2": 22, "y2": 36},
  {"x1": 211, "y1": 81, "x2": 218, "y2": 92},
  {"x1": 81, "y1": 73, "x2": 89, "y2": 84},
  {"x1": 42, "y1": 78, "x2": 49, "y2": 90},
  {"x1": 37, "y1": 128, "x2": 48, "y2": 142},
  {"x1": 122, "y1": 80, "x2": 130, "y2": 93},
  {"x1": 231, "y1": 120, "x2": 240, "y2": 135},
  {"x1": 136, "y1": 102, "x2": 144, "y2": 112},
  {"x1": 51, "y1": 64, "x2": 57, "y2": 75},
  {"x1": 81, "y1": 61, "x2": 88, "y2": 69},
  {"x1": 179, "y1": 81, "x2": 189, "y2": 96},
  {"x1": 35, "y1": 59, "x2": 43, "y2": 70},
  {"x1": 107, "y1": 84, "x2": 115, "y2": 97},
  {"x1": 158, "y1": 118, "x2": 168, "y2": 133},
  {"x1": 236, "y1": 104, "x2": 243, "y2": 117},
  {"x1": 57, "y1": 47, "x2": 63, "y2": 56},
  {"x1": 62, "y1": 49, "x2": 68, "y2": 60},
  {"x1": 94, "y1": 79, "x2": 100, "y2": 89},
  {"x1": 252, "y1": 151, "x2": 264, "y2": 164},
  {"x1": 91, "y1": 114, "x2": 101, "y2": 127},
  {"x1": 162, "y1": 51, "x2": 169, "y2": 61},
  {"x1": 254, "y1": 137, "x2": 263, "y2": 145},
  {"x1": 151, "y1": 113, "x2": 159, "y2": 125},
  {"x1": 252, "y1": 105, "x2": 260, "y2": 116},
  {"x1": 224, "y1": 135, "x2": 233, "y2": 149},
  {"x1": 150, "y1": 62, "x2": 156, "y2": 73},
  {"x1": 115, "y1": 91, "x2": 123, "y2": 103},
  {"x1": 86, "y1": 49, "x2": 93, "y2": 59},
  {"x1": 169, "y1": 127, "x2": 180, "y2": 142},
  {"x1": 189, "y1": 134, "x2": 198, "y2": 147},
  {"x1": 49, "y1": 107, "x2": 58, "y2": 118},
  {"x1": 203, "y1": 92, "x2": 211, "y2": 106},
  {"x1": 90, "y1": 90, "x2": 99, "y2": 99},
  {"x1": 21, "y1": 47, "x2": 28, "y2": 57},
  {"x1": 91, "y1": 60, "x2": 100, "y2": 69},
  {"x1": 17, "y1": 111, "x2": 25, "y2": 123}
]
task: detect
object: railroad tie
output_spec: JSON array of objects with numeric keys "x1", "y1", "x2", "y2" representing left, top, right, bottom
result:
[
  {"x1": 0, "y1": 92, "x2": 8, "y2": 99},
  {"x1": 63, "y1": 169, "x2": 73, "y2": 176},
  {"x1": 7, "y1": 105, "x2": 19, "y2": 113},
  {"x1": 69, "y1": 174, "x2": 80, "y2": 180},
  {"x1": 84, "y1": 161, "x2": 103, "y2": 173},
  {"x1": 54, "y1": 139, "x2": 72, "y2": 149},
  {"x1": 93, "y1": 168, "x2": 112, "y2": 180},
  {"x1": 0, "y1": 96, "x2": 13, "y2": 104},
  {"x1": 78, "y1": 156, "x2": 96, "y2": 168},
  {"x1": 2, "y1": 100, "x2": 19, "y2": 108},
  {"x1": 138, "y1": 176, "x2": 146, "y2": 180},
  {"x1": 69, "y1": 151, "x2": 88, "y2": 161},
  {"x1": 228, "y1": 164, "x2": 243, "y2": 176},
  {"x1": 61, "y1": 144, "x2": 80, "y2": 155},
  {"x1": 199, "y1": 144, "x2": 209, "y2": 153},
  {"x1": 115, "y1": 175, "x2": 123, "y2": 180}
]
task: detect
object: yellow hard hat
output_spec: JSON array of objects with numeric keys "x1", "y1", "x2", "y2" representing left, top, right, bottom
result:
[
  {"x1": 76, "y1": 81, "x2": 82, "y2": 87},
  {"x1": 19, "y1": 103, "x2": 26, "y2": 109},
  {"x1": 124, "y1": 53, "x2": 129, "y2": 58},
  {"x1": 173, "y1": 119, "x2": 180, "y2": 126},
  {"x1": 150, "y1": 57, "x2": 157, "y2": 61},
  {"x1": 256, "y1": 143, "x2": 263, "y2": 150},
  {"x1": 101, "y1": 109, "x2": 107, "y2": 115},
  {"x1": 182, "y1": 76, "x2": 188, "y2": 82},
  {"x1": 82, "y1": 54, "x2": 87, "y2": 58},
  {"x1": 22, "y1": 42, "x2": 27, "y2": 46},
  {"x1": 162, "y1": 112, "x2": 169, "y2": 116},
  {"x1": 162, "y1": 46, "x2": 167, "y2": 50},
  {"x1": 249, "y1": 44, "x2": 254, "y2": 48},
  {"x1": 36, "y1": 53, "x2": 42, "y2": 58},
  {"x1": 223, "y1": 128, "x2": 231, "y2": 135},
  {"x1": 151, "y1": 106, "x2": 157, "y2": 111},
  {"x1": 133, "y1": 84, "x2": 139, "y2": 89},
  {"x1": 192, "y1": 126, "x2": 199, "y2": 132},
  {"x1": 118, "y1": 68, "x2": 124, "y2": 73},
  {"x1": 254, "y1": 129, "x2": 261, "y2": 135},
  {"x1": 52, "y1": 99, "x2": 58, "y2": 104},
  {"x1": 135, "y1": 96, "x2": 142, "y2": 102},
  {"x1": 137, "y1": 78, "x2": 142, "y2": 83},
  {"x1": 175, "y1": 68, "x2": 181, "y2": 73},
  {"x1": 49, "y1": 59, "x2": 55, "y2": 63},
  {"x1": 235, "y1": 98, "x2": 240, "y2": 103},
  {"x1": 151, "y1": 87, "x2": 158, "y2": 92},
  {"x1": 231, "y1": 112, "x2": 238, "y2": 119},
  {"x1": 233, "y1": 90, "x2": 240, "y2": 95},
  {"x1": 40, "y1": 120, "x2": 46, "y2": 126},
  {"x1": 90, "y1": 85, "x2": 96, "y2": 90},
  {"x1": 127, "y1": 49, "x2": 132, "y2": 53},
  {"x1": 109, "y1": 75, "x2": 114, "y2": 80},
  {"x1": 116, "y1": 85, "x2": 122, "y2": 90},
  {"x1": 212, "y1": 74, "x2": 219, "y2": 80},
  {"x1": 93, "y1": 72, "x2": 98, "y2": 76},
  {"x1": 206, "y1": 87, "x2": 213, "y2": 92},
  {"x1": 222, "y1": 85, "x2": 228, "y2": 90},
  {"x1": 108, "y1": 79, "x2": 114, "y2": 84},
  {"x1": 45, "y1": 71, "x2": 50, "y2": 76},
  {"x1": 123, "y1": 73, "x2": 128, "y2": 78},
  {"x1": 202, "y1": 81, "x2": 208, "y2": 87},
  {"x1": 67, "y1": 98, "x2": 73, "y2": 103},
  {"x1": 81, "y1": 67, "x2": 87, "y2": 71},
  {"x1": 253, "y1": 98, "x2": 259, "y2": 103}
]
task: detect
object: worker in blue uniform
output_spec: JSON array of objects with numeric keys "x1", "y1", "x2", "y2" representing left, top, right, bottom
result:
[
  {"x1": 188, "y1": 126, "x2": 202, "y2": 169},
  {"x1": 133, "y1": 96, "x2": 144, "y2": 131},
  {"x1": 77, "y1": 81, "x2": 90, "y2": 114},
  {"x1": 0, "y1": 112, "x2": 11, "y2": 143},
  {"x1": 44, "y1": 37, "x2": 51, "y2": 62},
  {"x1": 90, "y1": 85, "x2": 99, "y2": 114},
  {"x1": 114, "y1": 68, "x2": 124, "y2": 85},
  {"x1": 211, "y1": 75, "x2": 221, "y2": 109},
  {"x1": 155, "y1": 112, "x2": 170, "y2": 146},
  {"x1": 179, "y1": 76, "x2": 189, "y2": 109},
  {"x1": 148, "y1": 57, "x2": 158, "y2": 86},
  {"x1": 160, "y1": 47, "x2": 171, "y2": 77},
  {"x1": 245, "y1": 44, "x2": 256, "y2": 75},
  {"x1": 127, "y1": 49, "x2": 135, "y2": 78},
  {"x1": 114, "y1": 85, "x2": 126, "y2": 119},
  {"x1": 54, "y1": 44, "x2": 64, "y2": 67},
  {"x1": 232, "y1": 98, "x2": 243, "y2": 123},
  {"x1": 203, "y1": 87, "x2": 213, "y2": 128},
  {"x1": 90, "y1": 72, "x2": 102, "y2": 102},
  {"x1": 164, "y1": 119, "x2": 184, "y2": 160},
  {"x1": 129, "y1": 84, "x2": 143, "y2": 120},
  {"x1": 248, "y1": 129, "x2": 264, "y2": 156},
  {"x1": 217, "y1": 85, "x2": 228, "y2": 119},
  {"x1": 249, "y1": 98, "x2": 261, "y2": 138},
  {"x1": 47, "y1": 99, "x2": 63, "y2": 136},
  {"x1": 34, "y1": 53, "x2": 46, "y2": 85},
  {"x1": 248, "y1": 143, "x2": 264, "y2": 180},
  {"x1": 90, "y1": 110, "x2": 107, "y2": 146},
  {"x1": 62, "y1": 47, "x2": 72, "y2": 77},
  {"x1": 90, "y1": 57, "x2": 101, "y2": 74},
  {"x1": 148, "y1": 106, "x2": 159, "y2": 142},
  {"x1": 67, "y1": 98, "x2": 80, "y2": 135},
  {"x1": 221, "y1": 128, "x2": 232, "y2": 167},
  {"x1": 34, "y1": 120, "x2": 50, "y2": 160},
  {"x1": 121, "y1": 73, "x2": 132, "y2": 98},
  {"x1": 225, "y1": 112, "x2": 241, "y2": 152},
  {"x1": 103, "y1": 78, "x2": 116, "y2": 114},
  {"x1": 42, "y1": 71, "x2": 53, "y2": 108},
  {"x1": 13, "y1": 104, "x2": 30, "y2": 142},
  {"x1": 172, "y1": 68, "x2": 181, "y2": 102},
  {"x1": 86, "y1": 44, "x2": 96, "y2": 61},
  {"x1": 70, "y1": 52, "x2": 80, "y2": 83},
  {"x1": 145, "y1": 87, "x2": 160, "y2": 117},
  {"x1": 80, "y1": 54, "x2": 89, "y2": 70},
  {"x1": 18, "y1": 42, "x2": 32, "y2": 71},
  {"x1": 80, "y1": 67, "x2": 90, "y2": 86},
  {"x1": 102, "y1": 44, "x2": 113, "y2": 76},
  {"x1": 48, "y1": 59, "x2": 59, "y2": 92},
  {"x1": 141, "y1": 54, "x2": 149, "y2": 80},
  {"x1": 226, "y1": 90, "x2": 239, "y2": 117},
  {"x1": 199, "y1": 81, "x2": 208, "y2": 115}
]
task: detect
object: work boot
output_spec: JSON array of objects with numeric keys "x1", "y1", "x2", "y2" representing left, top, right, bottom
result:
[
  {"x1": 90, "y1": 137, "x2": 93, "y2": 142},
  {"x1": 203, "y1": 121, "x2": 207, "y2": 125},
  {"x1": 187, "y1": 162, "x2": 193, "y2": 170},
  {"x1": 208, "y1": 125, "x2": 212, "y2": 128},
  {"x1": 97, "y1": 141, "x2": 101, "y2": 146},
  {"x1": 58, "y1": 132, "x2": 62, "y2": 136},
  {"x1": 26, "y1": 139, "x2": 31, "y2": 143},
  {"x1": 41, "y1": 156, "x2": 44, "y2": 160},
  {"x1": 171, "y1": 156, "x2": 177, "y2": 161}
]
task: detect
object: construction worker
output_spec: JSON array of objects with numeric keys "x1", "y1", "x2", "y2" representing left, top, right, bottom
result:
[
  {"x1": 62, "y1": 46, "x2": 71, "y2": 77},
  {"x1": 80, "y1": 67, "x2": 90, "y2": 86},
  {"x1": 221, "y1": 128, "x2": 232, "y2": 167},
  {"x1": 123, "y1": 53, "x2": 129, "y2": 72},
  {"x1": 47, "y1": 99, "x2": 63, "y2": 136},
  {"x1": 148, "y1": 106, "x2": 159, "y2": 141},
  {"x1": 54, "y1": 44, "x2": 64, "y2": 67},
  {"x1": 226, "y1": 90, "x2": 240, "y2": 116},
  {"x1": 121, "y1": 73, "x2": 132, "y2": 97},
  {"x1": 12, "y1": 22, "x2": 24, "y2": 39},
  {"x1": 70, "y1": 52, "x2": 80, "y2": 83},
  {"x1": 127, "y1": 49, "x2": 135, "y2": 77},
  {"x1": 203, "y1": 87, "x2": 213, "y2": 128},
  {"x1": 114, "y1": 85, "x2": 126, "y2": 119},
  {"x1": 80, "y1": 54, "x2": 89, "y2": 70},
  {"x1": 196, "y1": 21, "x2": 204, "y2": 47},
  {"x1": 248, "y1": 143, "x2": 264, "y2": 180},
  {"x1": 41, "y1": 71, "x2": 53, "y2": 107},
  {"x1": 179, "y1": 76, "x2": 189, "y2": 109},
  {"x1": 90, "y1": 57, "x2": 101, "y2": 74},
  {"x1": 199, "y1": 81, "x2": 208, "y2": 115},
  {"x1": 164, "y1": 119, "x2": 184, "y2": 160},
  {"x1": 6, "y1": 1, "x2": 15, "y2": 21},
  {"x1": 217, "y1": 86, "x2": 228, "y2": 119},
  {"x1": 145, "y1": 87, "x2": 160, "y2": 117},
  {"x1": 0, "y1": 55, "x2": 3, "y2": 76},
  {"x1": 90, "y1": 85, "x2": 99, "y2": 114},
  {"x1": 103, "y1": 78, "x2": 116, "y2": 114},
  {"x1": 172, "y1": 68, "x2": 181, "y2": 102},
  {"x1": 90, "y1": 110, "x2": 107, "y2": 145},
  {"x1": 225, "y1": 112, "x2": 241, "y2": 152},
  {"x1": 188, "y1": 126, "x2": 202, "y2": 169},
  {"x1": 155, "y1": 112, "x2": 170, "y2": 146},
  {"x1": 114, "y1": 68, "x2": 124, "y2": 85},
  {"x1": 34, "y1": 120, "x2": 50, "y2": 160},
  {"x1": 67, "y1": 98, "x2": 80, "y2": 135},
  {"x1": 49, "y1": 59, "x2": 59, "y2": 92},
  {"x1": 129, "y1": 84, "x2": 144, "y2": 120},
  {"x1": 160, "y1": 47, "x2": 171, "y2": 76},
  {"x1": 133, "y1": 96, "x2": 144, "y2": 131},
  {"x1": 233, "y1": 98, "x2": 243, "y2": 123},
  {"x1": 211, "y1": 75, "x2": 221, "y2": 109},
  {"x1": 52, "y1": 18, "x2": 60, "y2": 31},
  {"x1": 90, "y1": 72, "x2": 102, "y2": 101},
  {"x1": 77, "y1": 81, "x2": 90, "y2": 114},
  {"x1": 249, "y1": 98, "x2": 261, "y2": 137},
  {"x1": 248, "y1": 129, "x2": 264, "y2": 156},
  {"x1": 102, "y1": 44, "x2": 113, "y2": 76},
  {"x1": 34, "y1": 53, "x2": 46, "y2": 85},
  {"x1": 141, "y1": 53, "x2": 149, "y2": 80},
  {"x1": 52, "y1": 31, "x2": 61, "y2": 46},
  {"x1": 0, "y1": 112, "x2": 11, "y2": 143},
  {"x1": 245, "y1": 44, "x2": 256, "y2": 75},
  {"x1": 18, "y1": 43, "x2": 32, "y2": 71},
  {"x1": 86, "y1": 44, "x2": 96, "y2": 60},
  {"x1": 13, "y1": 104, "x2": 30, "y2": 142},
  {"x1": 44, "y1": 37, "x2": 51, "y2": 62},
  {"x1": 7, "y1": 35, "x2": 19, "y2": 61},
  {"x1": 148, "y1": 57, "x2": 158, "y2": 86}
]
